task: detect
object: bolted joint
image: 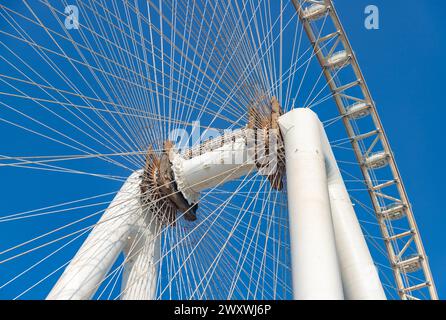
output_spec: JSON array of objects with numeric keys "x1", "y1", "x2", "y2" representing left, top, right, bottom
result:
[
  {"x1": 141, "y1": 141, "x2": 198, "y2": 226},
  {"x1": 247, "y1": 96, "x2": 285, "y2": 190}
]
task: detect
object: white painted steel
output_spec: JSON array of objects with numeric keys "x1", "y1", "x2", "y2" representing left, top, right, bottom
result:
[
  {"x1": 48, "y1": 109, "x2": 385, "y2": 300},
  {"x1": 320, "y1": 121, "x2": 386, "y2": 300},
  {"x1": 278, "y1": 108, "x2": 344, "y2": 300},
  {"x1": 175, "y1": 108, "x2": 384, "y2": 300},
  {"x1": 293, "y1": 0, "x2": 437, "y2": 299},
  {"x1": 120, "y1": 215, "x2": 161, "y2": 300},
  {"x1": 47, "y1": 170, "x2": 160, "y2": 300},
  {"x1": 172, "y1": 137, "x2": 256, "y2": 197}
]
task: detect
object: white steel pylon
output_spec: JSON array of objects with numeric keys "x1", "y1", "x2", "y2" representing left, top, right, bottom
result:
[
  {"x1": 47, "y1": 171, "x2": 161, "y2": 300},
  {"x1": 0, "y1": 0, "x2": 438, "y2": 301},
  {"x1": 47, "y1": 108, "x2": 385, "y2": 300},
  {"x1": 279, "y1": 108, "x2": 385, "y2": 299},
  {"x1": 293, "y1": 0, "x2": 437, "y2": 299}
]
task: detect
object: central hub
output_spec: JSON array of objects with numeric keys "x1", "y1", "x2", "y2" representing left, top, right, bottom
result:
[
  {"x1": 140, "y1": 97, "x2": 285, "y2": 226},
  {"x1": 140, "y1": 142, "x2": 198, "y2": 226}
]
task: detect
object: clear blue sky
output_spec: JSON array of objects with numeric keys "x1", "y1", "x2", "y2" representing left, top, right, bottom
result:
[{"x1": 0, "y1": 0, "x2": 445, "y2": 299}]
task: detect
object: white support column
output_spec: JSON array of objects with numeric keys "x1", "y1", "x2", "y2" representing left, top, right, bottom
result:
[
  {"x1": 47, "y1": 170, "x2": 157, "y2": 300},
  {"x1": 278, "y1": 108, "x2": 344, "y2": 300},
  {"x1": 120, "y1": 215, "x2": 161, "y2": 300},
  {"x1": 320, "y1": 126, "x2": 386, "y2": 300},
  {"x1": 47, "y1": 108, "x2": 383, "y2": 301}
]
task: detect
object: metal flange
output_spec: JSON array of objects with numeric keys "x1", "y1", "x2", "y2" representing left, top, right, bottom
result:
[
  {"x1": 141, "y1": 142, "x2": 198, "y2": 226},
  {"x1": 247, "y1": 96, "x2": 285, "y2": 190}
]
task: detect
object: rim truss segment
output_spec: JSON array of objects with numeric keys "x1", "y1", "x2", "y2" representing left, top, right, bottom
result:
[
  {"x1": 292, "y1": 0, "x2": 438, "y2": 300},
  {"x1": 141, "y1": 97, "x2": 286, "y2": 226}
]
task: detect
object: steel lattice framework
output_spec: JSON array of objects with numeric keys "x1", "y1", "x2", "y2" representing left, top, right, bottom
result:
[{"x1": 293, "y1": 0, "x2": 437, "y2": 300}]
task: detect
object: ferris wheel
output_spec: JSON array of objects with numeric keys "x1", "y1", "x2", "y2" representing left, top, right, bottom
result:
[{"x1": 0, "y1": 0, "x2": 438, "y2": 300}]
